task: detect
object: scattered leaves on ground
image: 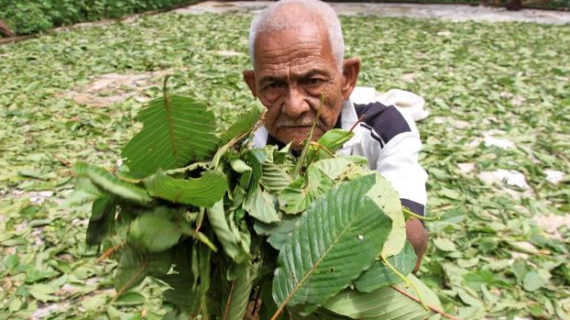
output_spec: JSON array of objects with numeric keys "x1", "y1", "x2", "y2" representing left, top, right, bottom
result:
[{"x1": 0, "y1": 12, "x2": 569, "y2": 320}]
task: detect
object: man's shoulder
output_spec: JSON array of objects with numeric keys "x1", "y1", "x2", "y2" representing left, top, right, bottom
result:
[{"x1": 353, "y1": 101, "x2": 413, "y2": 146}]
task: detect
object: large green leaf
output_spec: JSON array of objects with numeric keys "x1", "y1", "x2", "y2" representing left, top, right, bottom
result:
[
  {"x1": 272, "y1": 174, "x2": 393, "y2": 311},
  {"x1": 144, "y1": 170, "x2": 227, "y2": 207},
  {"x1": 114, "y1": 247, "x2": 172, "y2": 296},
  {"x1": 74, "y1": 162, "x2": 151, "y2": 204},
  {"x1": 244, "y1": 185, "x2": 280, "y2": 224},
  {"x1": 354, "y1": 241, "x2": 418, "y2": 293},
  {"x1": 221, "y1": 263, "x2": 256, "y2": 320},
  {"x1": 128, "y1": 209, "x2": 182, "y2": 252},
  {"x1": 160, "y1": 273, "x2": 201, "y2": 313},
  {"x1": 324, "y1": 274, "x2": 441, "y2": 320},
  {"x1": 220, "y1": 103, "x2": 264, "y2": 144},
  {"x1": 365, "y1": 173, "x2": 407, "y2": 258},
  {"x1": 207, "y1": 200, "x2": 249, "y2": 264},
  {"x1": 122, "y1": 95, "x2": 220, "y2": 178}
]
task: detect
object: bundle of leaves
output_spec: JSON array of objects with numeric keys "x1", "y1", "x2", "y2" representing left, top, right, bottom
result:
[{"x1": 71, "y1": 82, "x2": 449, "y2": 320}]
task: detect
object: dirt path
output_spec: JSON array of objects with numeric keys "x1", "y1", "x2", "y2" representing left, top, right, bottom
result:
[{"x1": 176, "y1": 1, "x2": 570, "y2": 24}]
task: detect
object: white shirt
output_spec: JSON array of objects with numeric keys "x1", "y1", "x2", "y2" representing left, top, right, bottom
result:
[{"x1": 253, "y1": 98, "x2": 428, "y2": 216}]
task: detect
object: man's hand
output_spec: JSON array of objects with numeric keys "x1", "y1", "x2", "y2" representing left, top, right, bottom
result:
[{"x1": 405, "y1": 219, "x2": 428, "y2": 273}]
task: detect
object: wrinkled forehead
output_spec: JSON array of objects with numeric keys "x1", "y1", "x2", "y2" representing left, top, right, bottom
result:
[{"x1": 253, "y1": 24, "x2": 335, "y2": 72}]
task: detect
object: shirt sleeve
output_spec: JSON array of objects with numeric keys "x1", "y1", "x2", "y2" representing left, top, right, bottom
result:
[{"x1": 375, "y1": 115, "x2": 428, "y2": 216}]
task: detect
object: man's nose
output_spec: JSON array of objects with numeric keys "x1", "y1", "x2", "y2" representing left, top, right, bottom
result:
[{"x1": 281, "y1": 86, "x2": 310, "y2": 118}]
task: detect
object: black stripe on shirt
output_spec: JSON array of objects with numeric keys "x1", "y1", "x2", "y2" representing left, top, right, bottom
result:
[
  {"x1": 401, "y1": 198, "x2": 425, "y2": 217},
  {"x1": 355, "y1": 102, "x2": 411, "y2": 145},
  {"x1": 360, "y1": 123, "x2": 385, "y2": 148}
]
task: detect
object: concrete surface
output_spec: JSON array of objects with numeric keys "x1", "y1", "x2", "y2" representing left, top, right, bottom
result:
[{"x1": 176, "y1": 1, "x2": 570, "y2": 24}]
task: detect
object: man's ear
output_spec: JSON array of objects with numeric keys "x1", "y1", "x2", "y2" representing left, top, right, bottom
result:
[
  {"x1": 341, "y1": 57, "x2": 361, "y2": 101},
  {"x1": 243, "y1": 70, "x2": 257, "y2": 97}
]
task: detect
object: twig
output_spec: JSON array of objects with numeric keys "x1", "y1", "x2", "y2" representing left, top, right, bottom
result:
[
  {"x1": 96, "y1": 242, "x2": 125, "y2": 263},
  {"x1": 110, "y1": 259, "x2": 149, "y2": 304},
  {"x1": 390, "y1": 285, "x2": 463, "y2": 320},
  {"x1": 293, "y1": 94, "x2": 325, "y2": 179},
  {"x1": 348, "y1": 114, "x2": 366, "y2": 133},
  {"x1": 52, "y1": 153, "x2": 72, "y2": 167}
]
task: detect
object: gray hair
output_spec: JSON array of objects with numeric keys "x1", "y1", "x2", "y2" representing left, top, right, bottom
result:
[{"x1": 248, "y1": 0, "x2": 345, "y2": 70}]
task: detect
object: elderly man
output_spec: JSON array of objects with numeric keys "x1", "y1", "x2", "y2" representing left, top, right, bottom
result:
[{"x1": 243, "y1": 0, "x2": 428, "y2": 270}]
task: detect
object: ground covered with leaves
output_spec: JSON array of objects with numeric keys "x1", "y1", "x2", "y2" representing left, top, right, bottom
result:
[{"x1": 1, "y1": 12, "x2": 569, "y2": 320}]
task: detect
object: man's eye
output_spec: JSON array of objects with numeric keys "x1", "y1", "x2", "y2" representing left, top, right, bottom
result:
[
  {"x1": 305, "y1": 78, "x2": 324, "y2": 86},
  {"x1": 267, "y1": 82, "x2": 284, "y2": 89}
]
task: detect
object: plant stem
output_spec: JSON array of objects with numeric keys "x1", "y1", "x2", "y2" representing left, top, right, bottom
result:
[
  {"x1": 293, "y1": 94, "x2": 325, "y2": 179},
  {"x1": 390, "y1": 285, "x2": 463, "y2": 320},
  {"x1": 402, "y1": 207, "x2": 440, "y2": 222},
  {"x1": 380, "y1": 254, "x2": 411, "y2": 288}
]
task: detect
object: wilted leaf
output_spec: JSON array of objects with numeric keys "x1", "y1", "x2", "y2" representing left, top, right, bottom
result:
[
  {"x1": 74, "y1": 162, "x2": 151, "y2": 204},
  {"x1": 244, "y1": 185, "x2": 280, "y2": 224},
  {"x1": 144, "y1": 170, "x2": 227, "y2": 207}
]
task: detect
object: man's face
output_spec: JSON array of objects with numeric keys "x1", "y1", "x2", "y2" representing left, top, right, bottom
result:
[{"x1": 244, "y1": 24, "x2": 359, "y2": 149}]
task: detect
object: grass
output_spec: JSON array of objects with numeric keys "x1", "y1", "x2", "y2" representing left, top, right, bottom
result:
[{"x1": 0, "y1": 12, "x2": 569, "y2": 320}]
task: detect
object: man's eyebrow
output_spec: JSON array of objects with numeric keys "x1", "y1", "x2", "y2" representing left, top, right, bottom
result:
[
  {"x1": 259, "y1": 76, "x2": 284, "y2": 84},
  {"x1": 298, "y1": 69, "x2": 328, "y2": 79},
  {"x1": 259, "y1": 69, "x2": 329, "y2": 85}
]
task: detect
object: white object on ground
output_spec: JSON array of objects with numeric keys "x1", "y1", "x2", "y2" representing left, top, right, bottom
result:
[
  {"x1": 478, "y1": 169, "x2": 530, "y2": 189},
  {"x1": 483, "y1": 130, "x2": 515, "y2": 149},
  {"x1": 544, "y1": 169, "x2": 565, "y2": 185}
]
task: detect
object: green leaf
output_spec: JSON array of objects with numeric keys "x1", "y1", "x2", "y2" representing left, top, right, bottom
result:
[
  {"x1": 433, "y1": 238, "x2": 457, "y2": 252},
  {"x1": 244, "y1": 185, "x2": 280, "y2": 224},
  {"x1": 122, "y1": 95, "x2": 220, "y2": 178},
  {"x1": 310, "y1": 157, "x2": 358, "y2": 181},
  {"x1": 114, "y1": 247, "x2": 172, "y2": 296},
  {"x1": 220, "y1": 103, "x2": 263, "y2": 144},
  {"x1": 272, "y1": 174, "x2": 393, "y2": 310},
  {"x1": 324, "y1": 274, "x2": 440, "y2": 320},
  {"x1": 464, "y1": 270, "x2": 496, "y2": 292},
  {"x1": 160, "y1": 273, "x2": 201, "y2": 313},
  {"x1": 254, "y1": 215, "x2": 302, "y2": 251},
  {"x1": 230, "y1": 158, "x2": 252, "y2": 188},
  {"x1": 144, "y1": 170, "x2": 227, "y2": 207},
  {"x1": 28, "y1": 284, "x2": 58, "y2": 302},
  {"x1": 112, "y1": 292, "x2": 146, "y2": 306},
  {"x1": 62, "y1": 177, "x2": 103, "y2": 208},
  {"x1": 221, "y1": 263, "x2": 256, "y2": 320},
  {"x1": 354, "y1": 241, "x2": 418, "y2": 292},
  {"x1": 207, "y1": 200, "x2": 249, "y2": 263},
  {"x1": 86, "y1": 196, "x2": 116, "y2": 246},
  {"x1": 524, "y1": 271, "x2": 546, "y2": 292},
  {"x1": 260, "y1": 162, "x2": 293, "y2": 193},
  {"x1": 74, "y1": 162, "x2": 151, "y2": 204},
  {"x1": 278, "y1": 166, "x2": 334, "y2": 214},
  {"x1": 114, "y1": 248, "x2": 147, "y2": 294},
  {"x1": 129, "y1": 209, "x2": 182, "y2": 252},
  {"x1": 307, "y1": 129, "x2": 355, "y2": 160},
  {"x1": 365, "y1": 173, "x2": 407, "y2": 258}
]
